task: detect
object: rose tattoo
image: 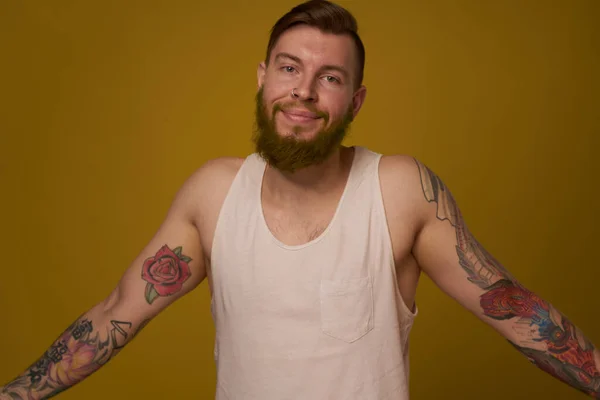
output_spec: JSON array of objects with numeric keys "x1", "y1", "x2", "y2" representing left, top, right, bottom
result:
[{"x1": 141, "y1": 245, "x2": 192, "y2": 304}]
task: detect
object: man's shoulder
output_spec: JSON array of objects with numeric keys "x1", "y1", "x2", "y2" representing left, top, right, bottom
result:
[
  {"x1": 378, "y1": 153, "x2": 421, "y2": 187},
  {"x1": 200, "y1": 156, "x2": 246, "y2": 176},
  {"x1": 186, "y1": 156, "x2": 246, "y2": 188},
  {"x1": 174, "y1": 156, "x2": 245, "y2": 210},
  {"x1": 377, "y1": 153, "x2": 428, "y2": 214},
  {"x1": 173, "y1": 156, "x2": 246, "y2": 227}
]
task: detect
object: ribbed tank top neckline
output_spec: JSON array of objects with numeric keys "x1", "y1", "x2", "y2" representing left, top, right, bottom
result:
[{"x1": 251, "y1": 146, "x2": 367, "y2": 252}]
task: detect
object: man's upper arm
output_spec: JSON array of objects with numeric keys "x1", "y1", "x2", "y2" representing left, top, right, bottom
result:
[
  {"x1": 101, "y1": 161, "x2": 217, "y2": 327},
  {"x1": 407, "y1": 158, "x2": 520, "y2": 333}
]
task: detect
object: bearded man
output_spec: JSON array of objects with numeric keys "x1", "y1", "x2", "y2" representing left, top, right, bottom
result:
[{"x1": 2, "y1": 1, "x2": 599, "y2": 399}]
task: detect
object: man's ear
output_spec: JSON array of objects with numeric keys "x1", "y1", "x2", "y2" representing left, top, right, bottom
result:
[
  {"x1": 257, "y1": 61, "x2": 267, "y2": 89},
  {"x1": 351, "y1": 85, "x2": 367, "y2": 118}
]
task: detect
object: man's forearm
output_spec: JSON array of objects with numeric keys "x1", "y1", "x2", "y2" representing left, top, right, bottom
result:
[
  {"x1": 460, "y1": 230, "x2": 600, "y2": 396},
  {"x1": 509, "y1": 326, "x2": 600, "y2": 398},
  {"x1": 1, "y1": 305, "x2": 145, "y2": 399},
  {"x1": 482, "y1": 282, "x2": 600, "y2": 398}
]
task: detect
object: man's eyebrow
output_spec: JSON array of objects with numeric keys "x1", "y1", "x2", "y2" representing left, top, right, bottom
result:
[
  {"x1": 274, "y1": 52, "x2": 349, "y2": 78},
  {"x1": 275, "y1": 52, "x2": 302, "y2": 64},
  {"x1": 321, "y1": 64, "x2": 349, "y2": 78}
]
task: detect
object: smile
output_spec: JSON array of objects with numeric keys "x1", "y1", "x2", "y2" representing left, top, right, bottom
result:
[{"x1": 281, "y1": 110, "x2": 321, "y2": 123}]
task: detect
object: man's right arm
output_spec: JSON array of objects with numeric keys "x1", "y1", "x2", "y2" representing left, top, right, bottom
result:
[{"x1": 0, "y1": 162, "x2": 215, "y2": 400}]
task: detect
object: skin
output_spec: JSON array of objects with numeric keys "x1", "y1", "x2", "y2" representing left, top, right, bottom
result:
[{"x1": 1, "y1": 24, "x2": 598, "y2": 399}]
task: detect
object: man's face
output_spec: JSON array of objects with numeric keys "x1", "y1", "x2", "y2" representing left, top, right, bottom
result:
[{"x1": 253, "y1": 25, "x2": 366, "y2": 172}]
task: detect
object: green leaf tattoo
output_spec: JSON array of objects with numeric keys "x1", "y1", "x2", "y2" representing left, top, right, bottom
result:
[{"x1": 144, "y1": 285, "x2": 160, "y2": 305}]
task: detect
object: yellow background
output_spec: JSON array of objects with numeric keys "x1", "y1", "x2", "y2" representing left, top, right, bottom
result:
[{"x1": 1, "y1": 1, "x2": 599, "y2": 399}]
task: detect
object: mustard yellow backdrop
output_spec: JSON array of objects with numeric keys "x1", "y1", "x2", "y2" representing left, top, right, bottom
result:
[{"x1": 1, "y1": 1, "x2": 598, "y2": 399}]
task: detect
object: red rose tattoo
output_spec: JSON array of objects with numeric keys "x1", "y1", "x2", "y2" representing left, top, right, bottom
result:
[
  {"x1": 141, "y1": 245, "x2": 192, "y2": 304},
  {"x1": 480, "y1": 279, "x2": 549, "y2": 320}
]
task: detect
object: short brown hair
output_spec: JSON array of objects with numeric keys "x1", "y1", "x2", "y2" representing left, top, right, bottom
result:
[{"x1": 265, "y1": 0, "x2": 366, "y2": 89}]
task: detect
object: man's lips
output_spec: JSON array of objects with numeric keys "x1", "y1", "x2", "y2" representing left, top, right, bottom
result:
[{"x1": 281, "y1": 109, "x2": 321, "y2": 123}]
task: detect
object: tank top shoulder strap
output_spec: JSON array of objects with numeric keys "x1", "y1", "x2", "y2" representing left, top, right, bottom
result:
[
  {"x1": 227, "y1": 152, "x2": 266, "y2": 192},
  {"x1": 347, "y1": 146, "x2": 383, "y2": 189}
]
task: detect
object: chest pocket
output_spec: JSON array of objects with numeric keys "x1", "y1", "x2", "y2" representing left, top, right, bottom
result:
[{"x1": 320, "y1": 276, "x2": 374, "y2": 343}]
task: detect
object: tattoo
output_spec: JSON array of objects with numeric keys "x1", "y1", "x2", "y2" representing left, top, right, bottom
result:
[
  {"x1": 416, "y1": 159, "x2": 515, "y2": 285},
  {"x1": 109, "y1": 320, "x2": 133, "y2": 350},
  {"x1": 415, "y1": 158, "x2": 600, "y2": 397},
  {"x1": 1, "y1": 317, "x2": 134, "y2": 399},
  {"x1": 141, "y1": 245, "x2": 192, "y2": 304}
]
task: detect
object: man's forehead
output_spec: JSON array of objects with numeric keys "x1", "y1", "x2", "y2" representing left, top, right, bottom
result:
[{"x1": 271, "y1": 25, "x2": 357, "y2": 67}]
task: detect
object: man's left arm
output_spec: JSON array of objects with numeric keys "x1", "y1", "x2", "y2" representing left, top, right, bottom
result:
[{"x1": 407, "y1": 157, "x2": 600, "y2": 398}]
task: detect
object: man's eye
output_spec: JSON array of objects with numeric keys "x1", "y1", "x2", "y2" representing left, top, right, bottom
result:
[
  {"x1": 283, "y1": 66, "x2": 296, "y2": 73},
  {"x1": 324, "y1": 76, "x2": 340, "y2": 84}
]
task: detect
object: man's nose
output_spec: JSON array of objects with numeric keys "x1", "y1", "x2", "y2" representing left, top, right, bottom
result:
[{"x1": 290, "y1": 78, "x2": 318, "y2": 102}]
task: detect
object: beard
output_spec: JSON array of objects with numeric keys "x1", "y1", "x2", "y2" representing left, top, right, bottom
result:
[{"x1": 252, "y1": 86, "x2": 354, "y2": 173}]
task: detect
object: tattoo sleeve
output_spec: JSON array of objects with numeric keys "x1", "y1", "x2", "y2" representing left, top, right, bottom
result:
[
  {"x1": 0, "y1": 314, "x2": 143, "y2": 399},
  {"x1": 0, "y1": 244, "x2": 189, "y2": 399},
  {"x1": 415, "y1": 158, "x2": 600, "y2": 398}
]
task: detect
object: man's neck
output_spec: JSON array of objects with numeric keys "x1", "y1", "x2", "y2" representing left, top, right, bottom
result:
[{"x1": 262, "y1": 146, "x2": 354, "y2": 204}]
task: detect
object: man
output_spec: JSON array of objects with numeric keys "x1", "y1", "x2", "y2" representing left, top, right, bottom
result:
[{"x1": 1, "y1": 0, "x2": 598, "y2": 399}]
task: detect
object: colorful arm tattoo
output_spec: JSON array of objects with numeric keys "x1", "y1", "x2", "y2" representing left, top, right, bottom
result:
[
  {"x1": 415, "y1": 158, "x2": 600, "y2": 398},
  {"x1": 141, "y1": 245, "x2": 192, "y2": 304},
  {"x1": 0, "y1": 315, "x2": 143, "y2": 399},
  {"x1": 0, "y1": 245, "x2": 182, "y2": 398}
]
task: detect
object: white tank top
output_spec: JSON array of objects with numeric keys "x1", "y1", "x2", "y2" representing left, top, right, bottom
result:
[{"x1": 210, "y1": 146, "x2": 417, "y2": 399}]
